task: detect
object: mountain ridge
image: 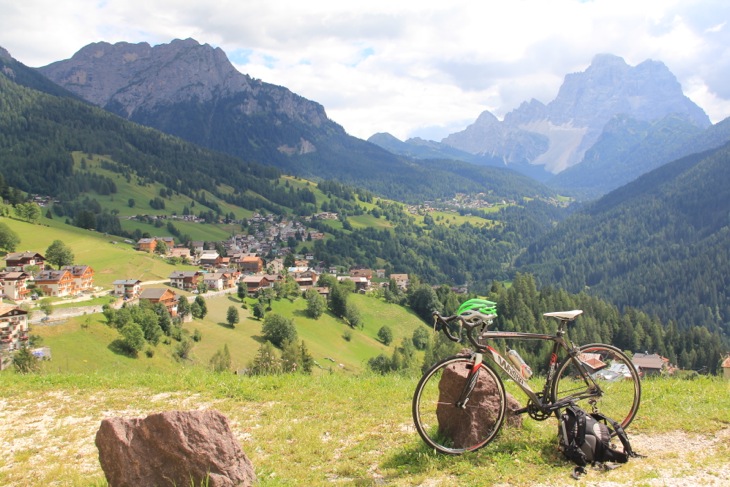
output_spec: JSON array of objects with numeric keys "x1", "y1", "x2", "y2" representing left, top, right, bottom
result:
[
  {"x1": 32, "y1": 39, "x2": 556, "y2": 203},
  {"x1": 443, "y1": 54, "x2": 710, "y2": 173}
]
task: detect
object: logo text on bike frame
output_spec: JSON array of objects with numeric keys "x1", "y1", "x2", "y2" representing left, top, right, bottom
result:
[{"x1": 486, "y1": 346, "x2": 533, "y2": 392}]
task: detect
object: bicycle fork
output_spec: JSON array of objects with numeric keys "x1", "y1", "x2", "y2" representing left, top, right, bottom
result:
[{"x1": 455, "y1": 353, "x2": 483, "y2": 408}]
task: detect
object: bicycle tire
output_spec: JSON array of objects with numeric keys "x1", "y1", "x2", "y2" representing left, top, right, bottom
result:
[
  {"x1": 412, "y1": 355, "x2": 506, "y2": 454},
  {"x1": 551, "y1": 343, "x2": 641, "y2": 430}
]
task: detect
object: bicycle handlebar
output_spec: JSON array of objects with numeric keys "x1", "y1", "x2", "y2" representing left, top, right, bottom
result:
[{"x1": 432, "y1": 311, "x2": 496, "y2": 349}]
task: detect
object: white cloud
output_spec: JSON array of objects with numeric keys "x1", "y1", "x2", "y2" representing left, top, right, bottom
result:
[{"x1": 1, "y1": 0, "x2": 729, "y2": 140}]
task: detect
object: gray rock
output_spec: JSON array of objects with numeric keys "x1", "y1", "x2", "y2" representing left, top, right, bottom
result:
[
  {"x1": 95, "y1": 409, "x2": 256, "y2": 487},
  {"x1": 435, "y1": 359, "x2": 523, "y2": 449}
]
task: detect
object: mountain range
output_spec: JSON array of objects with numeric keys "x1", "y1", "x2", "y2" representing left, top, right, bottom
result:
[
  {"x1": 34, "y1": 40, "x2": 730, "y2": 200},
  {"x1": 33, "y1": 38, "x2": 552, "y2": 204},
  {"x1": 1, "y1": 38, "x2": 730, "y2": 343},
  {"x1": 370, "y1": 54, "x2": 730, "y2": 198}
]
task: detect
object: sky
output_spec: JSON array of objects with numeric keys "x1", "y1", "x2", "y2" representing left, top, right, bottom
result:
[{"x1": 2, "y1": 0, "x2": 730, "y2": 141}]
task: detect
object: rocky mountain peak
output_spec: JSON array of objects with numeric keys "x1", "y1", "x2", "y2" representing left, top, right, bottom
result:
[
  {"x1": 0, "y1": 46, "x2": 12, "y2": 62},
  {"x1": 38, "y1": 38, "x2": 330, "y2": 128},
  {"x1": 442, "y1": 54, "x2": 710, "y2": 173},
  {"x1": 39, "y1": 38, "x2": 252, "y2": 116}
]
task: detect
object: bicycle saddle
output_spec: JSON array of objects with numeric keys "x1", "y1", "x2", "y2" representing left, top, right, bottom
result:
[{"x1": 543, "y1": 310, "x2": 583, "y2": 321}]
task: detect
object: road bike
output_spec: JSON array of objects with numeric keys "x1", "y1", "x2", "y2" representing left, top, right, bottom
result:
[{"x1": 412, "y1": 300, "x2": 641, "y2": 454}]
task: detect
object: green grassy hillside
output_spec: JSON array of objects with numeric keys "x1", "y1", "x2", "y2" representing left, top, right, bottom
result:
[
  {"x1": 2, "y1": 216, "x2": 196, "y2": 289},
  {"x1": 0, "y1": 370, "x2": 727, "y2": 486},
  {"x1": 31, "y1": 291, "x2": 427, "y2": 376}
]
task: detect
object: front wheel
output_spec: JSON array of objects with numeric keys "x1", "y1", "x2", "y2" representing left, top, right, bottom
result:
[
  {"x1": 551, "y1": 344, "x2": 641, "y2": 430},
  {"x1": 412, "y1": 355, "x2": 506, "y2": 454}
]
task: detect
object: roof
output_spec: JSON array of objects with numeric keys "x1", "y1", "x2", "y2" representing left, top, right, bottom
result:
[
  {"x1": 169, "y1": 270, "x2": 200, "y2": 278},
  {"x1": 139, "y1": 288, "x2": 175, "y2": 300},
  {"x1": 632, "y1": 353, "x2": 665, "y2": 370},
  {"x1": 722, "y1": 356, "x2": 730, "y2": 368},
  {"x1": 34, "y1": 269, "x2": 71, "y2": 281},
  {"x1": 62, "y1": 265, "x2": 92, "y2": 276},
  {"x1": 5, "y1": 251, "x2": 44, "y2": 260},
  {"x1": 112, "y1": 279, "x2": 142, "y2": 285},
  {"x1": 0, "y1": 271, "x2": 30, "y2": 280},
  {"x1": 0, "y1": 303, "x2": 27, "y2": 317}
]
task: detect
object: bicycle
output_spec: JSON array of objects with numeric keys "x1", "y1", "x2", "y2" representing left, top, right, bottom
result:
[{"x1": 412, "y1": 299, "x2": 641, "y2": 454}]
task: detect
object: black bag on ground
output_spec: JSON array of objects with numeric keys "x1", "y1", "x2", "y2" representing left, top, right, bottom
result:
[{"x1": 558, "y1": 404, "x2": 637, "y2": 477}]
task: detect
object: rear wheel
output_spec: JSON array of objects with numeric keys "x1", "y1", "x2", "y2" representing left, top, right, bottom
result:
[
  {"x1": 412, "y1": 355, "x2": 506, "y2": 454},
  {"x1": 551, "y1": 344, "x2": 641, "y2": 430}
]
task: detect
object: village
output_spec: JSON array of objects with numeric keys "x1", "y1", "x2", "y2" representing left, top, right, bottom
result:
[{"x1": 0, "y1": 213, "x2": 412, "y2": 370}]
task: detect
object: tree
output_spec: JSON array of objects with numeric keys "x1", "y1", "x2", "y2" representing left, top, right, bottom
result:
[
  {"x1": 237, "y1": 282, "x2": 247, "y2": 301},
  {"x1": 226, "y1": 305, "x2": 240, "y2": 328},
  {"x1": 408, "y1": 284, "x2": 442, "y2": 322},
  {"x1": 38, "y1": 298, "x2": 54, "y2": 321},
  {"x1": 262, "y1": 313, "x2": 297, "y2": 348},
  {"x1": 209, "y1": 344, "x2": 232, "y2": 373},
  {"x1": 305, "y1": 288, "x2": 326, "y2": 319},
  {"x1": 378, "y1": 326, "x2": 394, "y2": 346},
  {"x1": 45, "y1": 240, "x2": 74, "y2": 268},
  {"x1": 253, "y1": 301, "x2": 266, "y2": 320},
  {"x1": 14, "y1": 202, "x2": 41, "y2": 223},
  {"x1": 13, "y1": 346, "x2": 40, "y2": 373},
  {"x1": 249, "y1": 341, "x2": 282, "y2": 375},
  {"x1": 0, "y1": 222, "x2": 20, "y2": 253},
  {"x1": 175, "y1": 337, "x2": 193, "y2": 360},
  {"x1": 412, "y1": 327, "x2": 431, "y2": 351},
  {"x1": 281, "y1": 339, "x2": 315, "y2": 374},
  {"x1": 345, "y1": 301, "x2": 362, "y2": 328},
  {"x1": 154, "y1": 239, "x2": 168, "y2": 256},
  {"x1": 193, "y1": 295, "x2": 207, "y2": 318},
  {"x1": 367, "y1": 354, "x2": 392, "y2": 374},
  {"x1": 119, "y1": 322, "x2": 145, "y2": 356},
  {"x1": 177, "y1": 297, "x2": 191, "y2": 320},
  {"x1": 329, "y1": 282, "x2": 349, "y2": 318}
]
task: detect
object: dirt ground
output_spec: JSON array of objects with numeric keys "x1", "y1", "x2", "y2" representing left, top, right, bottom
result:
[{"x1": 0, "y1": 390, "x2": 728, "y2": 486}]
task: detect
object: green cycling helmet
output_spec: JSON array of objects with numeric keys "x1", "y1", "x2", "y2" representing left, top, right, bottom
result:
[{"x1": 457, "y1": 298, "x2": 497, "y2": 317}]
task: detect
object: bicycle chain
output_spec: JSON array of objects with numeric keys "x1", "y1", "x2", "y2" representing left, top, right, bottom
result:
[{"x1": 526, "y1": 393, "x2": 552, "y2": 421}]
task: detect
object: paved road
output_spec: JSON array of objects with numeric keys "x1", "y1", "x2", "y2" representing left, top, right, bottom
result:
[{"x1": 30, "y1": 283, "x2": 239, "y2": 325}]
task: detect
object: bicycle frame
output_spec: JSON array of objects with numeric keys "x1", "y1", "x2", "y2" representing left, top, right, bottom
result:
[{"x1": 473, "y1": 328, "x2": 601, "y2": 412}]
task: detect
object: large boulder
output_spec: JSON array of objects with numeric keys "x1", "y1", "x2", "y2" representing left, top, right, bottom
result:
[
  {"x1": 436, "y1": 360, "x2": 523, "y2": 449},
  {"x1": 95, "y1": 409, "x2": 256, "y2": 487}
]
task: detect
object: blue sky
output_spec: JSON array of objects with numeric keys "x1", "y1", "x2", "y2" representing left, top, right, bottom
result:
[{"x1": 2, "y1": 0, "x2": 729, "y2": 141}]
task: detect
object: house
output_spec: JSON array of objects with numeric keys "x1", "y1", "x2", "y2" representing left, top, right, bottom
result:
[
  {"x1": 338, "y1": 275, "x2": 369, "y2": 292},
  {"x1": 137, "y1": 237, "x2": 175, "y2": 253},
  {"x1": 137, "y1": 238, "x2": 157, "y2": 253},
  {"x1": 723, "y1": 356, "x2": 730, "y2": 381},
  {"x1": 112, "y1": 279, "x2": 142, "y2": 299},
  {"x1": 169, "y1": 247, "x2": 192, "y2": 260},
  {"x1": 216, "y1": 268, "x2": 241, "y2": 288},
  {"x1": 389, "y1": 273, "x2": 409, "y2": 290},
  {"x1": 168, "y1": 270, "x2": 203, "y2": 292},
  {"x1": 290, "y1": 268, "x2": 318, "y2": 290},
  {"x1": 34, "y1": 268, "x2": 75, "y2": 297},
  {"x1": 0, "y1": 303, "x2": 29, "y2": 357},
  {"x1": 632, "y1": 353, "x2": 667, "y2": 377},
  {"x1": 199, "y1": 252, "x2": 221, "y2": 268},
  {"x1": 4, "y1": 251, "x2": 45, "y2": 272},
  {"x1": 203, "y1": 272, "x2": 226, "y2": 291},
  {"x1": 242, "y1": 275, "x2": 275, "y2": 295},
  {"x1": 62, "y1": 265, "x2": 95, "y2": 293},
  {"x1": 350, "y1": 268, "x2": 373, "y2": 280},
  {"x1": 0, "y1": 271, "x2": 32, "y2": 301},
  {"x1": 239, "y1": 255, "x2": 264, "y2": 274},
  {"x1": 139, "y1": 288, "x2": 178, "y2": 317}
]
